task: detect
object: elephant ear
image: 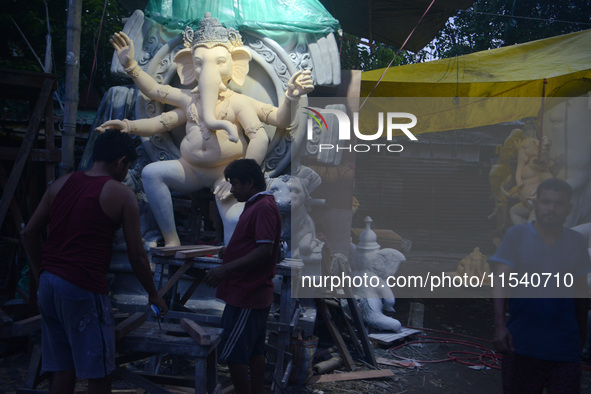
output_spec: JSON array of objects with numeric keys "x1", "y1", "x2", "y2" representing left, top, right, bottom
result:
[
  {"x1": 231, "y1": 47, "x2": 252, "y2": 87},
  {"x1": 173, "y1": 48, "x2": 197, "y2": 85}
]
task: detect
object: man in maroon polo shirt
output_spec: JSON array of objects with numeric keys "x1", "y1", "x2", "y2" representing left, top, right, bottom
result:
[{"x1": 205, "y1": 158, "x2": 281, "y2": 394}]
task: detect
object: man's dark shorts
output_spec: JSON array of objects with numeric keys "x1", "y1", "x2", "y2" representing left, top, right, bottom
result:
[
  {"x1": 38, "y1": 271, "x2": 115, "y2": 378},
  {"x1": 219, "y1": 304, "x2": 270, "y2": 364}
]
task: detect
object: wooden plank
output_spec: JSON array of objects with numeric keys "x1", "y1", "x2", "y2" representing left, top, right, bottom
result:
[
  {"x1": 178, "y1": 270, "x2": 206, "y2": 305},
  {"x1": 115, "y1": 312, "x2": 147, "y2": 341},
  {"x1": 157, "y1": 261, "x2": 193, "y2": 298},
  {"x1": 346, "y1": 298, "x2": 377, "y2": 367},
  {"x1": 175, "y1": 246, "x2": 223, "y2": 259},
  {"x1": 11, "y1": 315, "x2": 41, "y2": 336},
  {"x1": 44, "y1": 97, "x2": 56, "y2": 185},
  {"x1": 24, "y1": 343, "x2": 42, "y2": 388},
  {"x1": 0, "y1": 164, "x2": 27, "y2": 246},
  {"x1": 0, "y1": 148, "x2": 62, "y2": 162},
  {"x1": 375, "y1": 356, "x2": 421, "y2": 368},
  {"x1": 315, "y1": 299, "x2": 355, "y2": 371},
  {"x1": 150, "y1": 245, "x2": 212, "y2": 256},
  {"x1": 0, "y1": 68, "x2": 57, "y2": 90},
  {"x1": 307, "y1": 369, "x2": 395, "y2": 384},
  {"x1": 180, "y1": 318, "x2": 211, "y2": 346},
  {"x1": 0, "y1": 77, "x2": 54, "y2": 229},
  {"x1": 0, "y1": 307, "x2": 13, "y2": 325},
  {"x1": 368, "y1": 327, "x2": 421, "y2": 345},
  {"x1": 114, "y1": 371, "x2": 195, "y2": 389},
  {"x1": 112, "y1": 367, "x2": 171, "y2": 394}
]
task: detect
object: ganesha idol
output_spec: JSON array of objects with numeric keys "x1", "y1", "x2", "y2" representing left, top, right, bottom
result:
[{"x1": 97, "y1": 13, "x2": 314, "y2": 246}]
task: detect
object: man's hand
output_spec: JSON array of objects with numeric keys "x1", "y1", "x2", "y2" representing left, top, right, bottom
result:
[
  {"x1": 286, "y1": 70, "x2": 314, "y2": 99},
  {"x1": 204, "y1": 265, "x2": 228, "y2": 288},
  {"x1": 111, "y1": 31, "x2": 135, "y2": 69},
  {"x1": 149, "y1": 295, "x2": 169, "y2": 316},
  {"x1": 493, "y1": 325, "x2": 513, "y2": 354}
]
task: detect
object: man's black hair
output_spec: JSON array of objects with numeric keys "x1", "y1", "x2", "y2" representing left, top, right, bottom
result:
[
  {"x1": 93, "y1": 130, "x2": 138, "y2": 164},
  {"x1": 224, "y1": 159, "x2": 266, "y2": 191},
  {"x1": 536, "y1": 178, "x2": 573, "y2": 201}
]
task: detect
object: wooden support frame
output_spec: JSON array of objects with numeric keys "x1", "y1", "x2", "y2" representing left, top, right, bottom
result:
[
  {"x1": 0, "y1": 77, "x2": 55, "y2": 229},
  {"x1": 315, "y1": 299, "x2": 356, "y2": 371},
  {"x1": 115, "y1": 312, "x2": 147, "y2": 340},
  {"x1": 0, "y1": 69, "x2": 60, "y2": 309}
]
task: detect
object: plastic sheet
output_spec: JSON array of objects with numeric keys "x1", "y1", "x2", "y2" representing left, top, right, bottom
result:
[
  {"x1": 361, "y1": 29, "x2": 591, "y2": 133},
  {"x1": 145, "y1": 0, "x2": 340, "y2": 34}
]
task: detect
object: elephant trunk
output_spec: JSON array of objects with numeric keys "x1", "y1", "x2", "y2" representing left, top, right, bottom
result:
[{"x1": 198, "y1": 67, "x2": 240, "y2": 143}]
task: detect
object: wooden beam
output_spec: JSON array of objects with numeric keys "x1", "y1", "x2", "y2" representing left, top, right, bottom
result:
[
  {"x1": 0, "y1": 307, "x2": 13, "y2": 325},
  {"x1": 376, "y1": 356, "x2": 421, "y2": 368},
  {"x1": 315, "y1": 299, "x2": 355, "y2": 371},
  {"x1": 150, "y1": 244, "x2": 212, "y2": 257},
  {"x1": 0, "y1": 164, "x2": 28, "y2": 248},
  {"x1": 0, "y1": 77, "x2": 54, "y2": 228},
  {"x1": 115, "y1": 312, "x2": 146, "y2": 341},
  {"x1": 11, "y1": 315, "x2": 41, "y2": 337},
  {"x1": 180, "y1": 318, "x2": 211, "y2": 346},
  {"x1": 0, "y1": 148, "x2": 61, "y2": 162},
  {"x1": 307, "y1": 369, "x2": 395, "y2": 384},
  {"x1": 112, "y1": 367, "x2": 171, "y2": 394},
  {"x1": 346, "y1": 298, "x2": 377, "y2": 367},
  {"x1": 175, "y1": 246, "x2": 223, "y2": 259},
  {"x1": 178, "y1": 270, "x2": 206, "y2": 305},
  {"x1": 24, "y1": 343, "x2": 43, "y2": 389},
  {"x1": 157, "y1": 260, "x2": 193, "y2": 298}
]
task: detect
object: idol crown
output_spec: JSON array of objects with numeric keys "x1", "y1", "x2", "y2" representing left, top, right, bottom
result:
[{"x1": 182, "y1": 12, "x2": 243, "y2": 50}]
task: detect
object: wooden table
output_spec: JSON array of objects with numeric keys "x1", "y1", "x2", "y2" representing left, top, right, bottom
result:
[
  {"x1": 116, "y1": 321, "x2": 222, "y2": 394},
  {"x1": 151, "y1": 254, "x2": 303, "y2": 393}
]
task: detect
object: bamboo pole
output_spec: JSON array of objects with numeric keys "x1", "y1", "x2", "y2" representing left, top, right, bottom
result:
[{"x1": 60, "y1": 0, "x2": 82, "y2": 175}]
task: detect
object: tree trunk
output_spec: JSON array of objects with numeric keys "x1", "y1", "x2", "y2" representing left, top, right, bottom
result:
[{"x1": 60, "y1": 0, "x2": 82, "y2": 175}]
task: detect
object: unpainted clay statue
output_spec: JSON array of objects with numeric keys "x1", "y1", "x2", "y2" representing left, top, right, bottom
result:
[
  {"x1": 502, "y1": 135, "x2": 553, "y2": 225},
  {"x1": 269, "y1": 167, "x2": 323, "y2": 265},
  {"x1": 488, "y1": 128, "x2": 523, "y2": 242},
  {"x1": 349, "y1": 217, "x2": 405, "y2": 332},
  {"x1": 97, "y1": 13, "x2": 313, "y2": 246},
  {"x1": 456, "y1": 247, "x2": 491, "y2": 285}
]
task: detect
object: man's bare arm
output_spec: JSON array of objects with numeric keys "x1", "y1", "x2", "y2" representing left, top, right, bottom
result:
[
  {"x1": 115, "y1": 183, "x2": 168, "y2": 315},
  {"x1": 22, "y1": 175, "x2": 71, "y2": 286}
]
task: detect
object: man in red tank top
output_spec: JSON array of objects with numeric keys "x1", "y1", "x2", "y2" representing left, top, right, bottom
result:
[{"x1": 23, "y1": 130, "x2": 168, "y2": 394}]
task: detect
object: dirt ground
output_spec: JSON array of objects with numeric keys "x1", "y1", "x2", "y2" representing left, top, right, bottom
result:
[
  {"x1": 3, "y1": 296, "x2": 591, "y2": 393},
  {"x1": 2, "y1": 255, "x2": 591, "y2": 394}
]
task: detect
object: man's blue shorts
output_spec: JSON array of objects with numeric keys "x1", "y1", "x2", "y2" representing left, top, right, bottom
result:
[
  {"x1": 38, "y1": 271, "x2": 115, "y2": 379},
  {"x1": 219, "y1": 304, "x2": 270, "y2": 365}
]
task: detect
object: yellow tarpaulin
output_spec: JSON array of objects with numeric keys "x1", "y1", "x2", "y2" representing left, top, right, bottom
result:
[{"x1": 360, "y1": 29, "x2": 591, "y2": 134}]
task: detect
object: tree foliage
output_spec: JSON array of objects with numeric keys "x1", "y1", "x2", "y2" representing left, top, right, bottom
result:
[
  {"x1": 339, "y1": 0, "x2": 591, "y2": 68},
  {"x1": 339, "y1": 34, "x2": 407, "y2": 71},
  {"x1": 419, "y1": 0, "x2": 591, "y2": 60},
  {"x1": 0, "y1": 0, "x2": 130, "y2": 106}
]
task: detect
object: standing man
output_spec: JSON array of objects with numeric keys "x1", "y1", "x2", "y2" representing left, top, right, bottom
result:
[
  {"x1": 491, "y1": 178, "x2": 590, "y2": 393},
  {"x1": 23, "y1": 130, "x2": 168, "y2": 394},
  {"x1": 204, "y1": 158, "x2": 281, "y2": 394}
]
